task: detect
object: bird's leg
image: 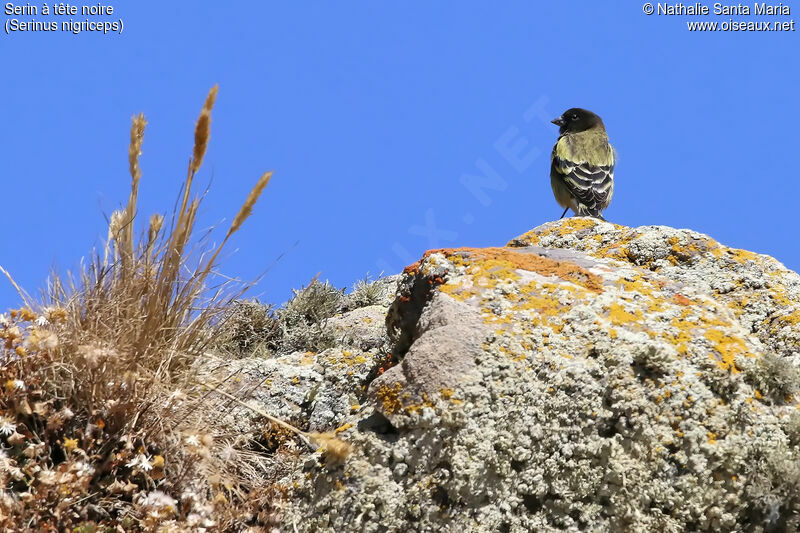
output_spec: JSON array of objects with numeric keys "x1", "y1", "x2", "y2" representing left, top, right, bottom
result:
[{"x1": 559, "y1": 207, "x2": 569, "y2": 219}]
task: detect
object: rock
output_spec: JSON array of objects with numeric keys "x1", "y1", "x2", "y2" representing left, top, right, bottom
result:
[
  {"x1": 370, "y1": 292, "x2": 486, "y2": 428},
  {"x1": 327, "y1": 305, "x2": 389, "y2": 352},
  {"x1": 508, "y1": 218, "x2": 800, "y2": 362},
  {"x1": 204, "y1": 277, "x2": 400, "y2": 435},
  {"x1": 280, "y1": 218, "x2": 800, "y2": 532}
]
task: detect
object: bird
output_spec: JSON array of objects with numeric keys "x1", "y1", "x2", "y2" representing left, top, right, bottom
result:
[{"x1": 550, "y1": 108, "x2": 615, "y2": 220}]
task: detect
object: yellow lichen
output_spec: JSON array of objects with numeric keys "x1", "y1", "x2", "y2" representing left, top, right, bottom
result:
[
  {"x1": 556, "y1": 218, "x2": 599, "y2": 235},
  {"x1": 324, "y1": 349, "x2": 369, "y2": 367},
  {"x1": 334, "y1": 423, "x2": 352, "y2": 434},
  {"x1": 774, "y1": 310, "x2": 800, "y2": 326},
  {"x1": 376, "y1": 382, "x2": 404, "y2": 414},
  {"x1": 607, "y1": 303, "x2": 644, "y2": 326},
  {"x1": 508, "y1": 230, "x2": 541, "y2": 246},
  {"x1": 703, "y1": 328, "x2": 750, "y2": 372}
]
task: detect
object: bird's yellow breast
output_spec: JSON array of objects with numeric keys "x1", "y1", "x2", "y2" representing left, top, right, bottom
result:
[{"x1": 553, "y1": 131, "x2": 614, "y2": 167}]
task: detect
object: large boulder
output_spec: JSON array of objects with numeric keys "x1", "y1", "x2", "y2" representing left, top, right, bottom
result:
[{"x1": 280, "y1": 218, "x2": 800, "y2": 532}]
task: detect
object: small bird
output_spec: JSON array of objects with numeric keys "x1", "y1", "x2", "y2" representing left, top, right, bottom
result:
[{"x1": 550, "y1": 108, "x2": 615, "y2": 220}]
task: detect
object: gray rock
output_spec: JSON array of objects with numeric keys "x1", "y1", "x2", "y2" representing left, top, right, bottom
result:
[
  {"x1": 202, "y1": 278, "x2": 400, "y2": 434},
  {"x1": 278, "y1": 219, "x2": 800, "y2": 532},
  {"x1": 369, "y1": 293, "x2": 486, "y2": 428}
]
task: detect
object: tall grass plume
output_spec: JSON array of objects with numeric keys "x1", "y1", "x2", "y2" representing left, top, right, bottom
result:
[{"x1": 0, "y1": 86, "x2": 303, "y2": 530}]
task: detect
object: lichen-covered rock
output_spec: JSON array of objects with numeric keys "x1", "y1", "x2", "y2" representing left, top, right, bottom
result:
[
  {"x1": 327, "y1": 305, "x2": 390, "y2": 352},
  {"x1": 282, "y1": 218, "x2": 800, "y2": 532},
  {"x1": 508, "y1": 219, "x2": 800, "y2": 363},
  {"x1": 208, "y1": 345, "x2": 382, "y2": 435},
  {"x1": 205, "y1": 278, "x2": 400, "y2": 435}
]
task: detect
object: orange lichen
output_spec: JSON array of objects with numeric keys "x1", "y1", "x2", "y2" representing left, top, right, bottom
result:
[
  {"x1": 423, "y1": 247, "x2": 604, "y2": 294},
  {"x1": 403, "y1": 263, "x2": 420, "y2": 275}
]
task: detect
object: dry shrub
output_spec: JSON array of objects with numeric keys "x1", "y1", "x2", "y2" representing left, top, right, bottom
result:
[
  {"x1": 273, "y1": 278, "x2": 344, "y2": 355},
  {"x1": 0, "y1": 86, "x2": 288, "y2": 530},
  {"x1": 214, "y1": 299, "x2": 281, "y2": 357},
  {"x1": 343, "y1": 275, "x2": 388, "y2": 311},
  {"x1": 214, "y1": 279, "x2": 346, "y2": 358}
]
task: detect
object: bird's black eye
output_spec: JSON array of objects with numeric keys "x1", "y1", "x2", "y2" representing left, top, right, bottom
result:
[{"x1": 571, "y1": 113, "x2": 579, "y2": 121}]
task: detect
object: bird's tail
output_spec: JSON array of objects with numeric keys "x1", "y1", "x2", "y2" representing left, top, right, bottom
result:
[{"x1": 575, "y1": 205, "x2": 605, "y2": 221}]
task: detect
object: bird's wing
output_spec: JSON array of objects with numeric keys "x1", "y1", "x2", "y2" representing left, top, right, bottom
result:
[{"x1": 551, "y1": 140, "x2": 614, "y2": 217}]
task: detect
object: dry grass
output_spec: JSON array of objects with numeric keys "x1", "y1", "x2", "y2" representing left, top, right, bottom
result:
[{"x1": 0, "y1": 86, "x2": 343, "y2": 530}]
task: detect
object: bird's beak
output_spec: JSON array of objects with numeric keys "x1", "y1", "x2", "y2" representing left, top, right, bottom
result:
[{"x1": 551, "y1": 116, "x2": 565, "y2": 127}]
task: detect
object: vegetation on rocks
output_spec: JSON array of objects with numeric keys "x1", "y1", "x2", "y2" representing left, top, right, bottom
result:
[{"x1": 0, "y1": 87, "x2": 348, "y2": 531}]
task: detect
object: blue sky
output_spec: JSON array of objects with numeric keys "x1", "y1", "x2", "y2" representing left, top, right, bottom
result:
[{"x1": 2, "y1": 2, "x2": 798, "y2": 308}]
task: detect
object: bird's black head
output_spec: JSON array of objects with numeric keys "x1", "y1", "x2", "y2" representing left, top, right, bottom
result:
[{"x1": 551, "y1": 108, "x2": 605, "y2": 134}]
